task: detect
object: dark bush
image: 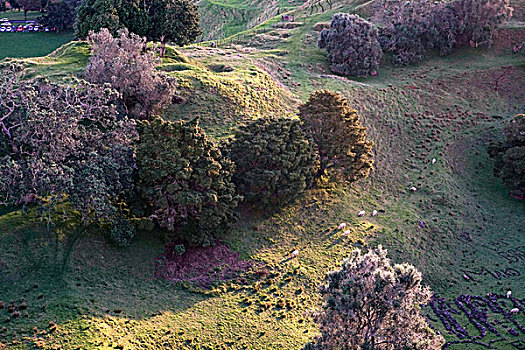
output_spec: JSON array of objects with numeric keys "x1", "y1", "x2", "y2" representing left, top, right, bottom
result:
[
  {"x1": 299, "y1": 90, "x2": 374, "y2": 182},
  {"x1": 488, "y1": 114, "x2": 525, "y2": 196},
  {"x1": 227, "y1": 117, "x2": 319, "y2": 209},
  {"x1": 110, "y1": 218, "x2": 137, "y2": 247},
  {"x1": 136, "y1": 117, "x2": 241, "y2": 246},
  {"x1": 318, "y1": 13, "x2": 382, "y2": 77}
]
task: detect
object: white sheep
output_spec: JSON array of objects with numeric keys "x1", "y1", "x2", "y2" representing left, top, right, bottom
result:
[
  {"x1": 507, "y1": 290, "x2": 512, "y2": 298},
  {"x1": 338, "y1": 223, "x2": 347, "y2": 230},
  {"x1": 432, "y1": 158, "x2": 436, "y2": 164},
  {"x1": 291, "y1": 249, "x2": 299, "y2": 258},
  {"x1": 343, "y1": 230, "x2": 351, "y2": 236},
  {"x1": 510, "y1": 308, "x2": 519, "y2": 314},
  {"x1": 410, "y1": 186, "x2": 417, "y2": 192},
  {"x1": 372, "y1": 210, "x2": 378, "y2": 217},
  {"x1": 357, "y1": 210, "x2": 366, "y2": 217}
]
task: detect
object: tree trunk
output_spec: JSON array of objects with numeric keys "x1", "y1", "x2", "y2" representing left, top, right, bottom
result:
[
  {"x1": 24, "y1": 8, "x2": 27, "y2": 19},
  {"x1": 160, "y1": 35, "x2": 166, "y2": 57}
]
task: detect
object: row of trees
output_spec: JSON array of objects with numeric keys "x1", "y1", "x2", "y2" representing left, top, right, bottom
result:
[
  {"x1": 38, "y1": 0, "x2": 201, "y2": 55},
  {"x1": 318, "y1": 0, "x2": 513, "y2": 76}
]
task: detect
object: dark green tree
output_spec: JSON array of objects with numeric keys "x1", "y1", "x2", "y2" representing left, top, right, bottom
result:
[
  {"x1": 136, "y1": 117, "x2": 241, "y2": 246},
  {"x1": 299, "y1": 90, "x2": 374, "y2": 182},
  {"x1": 227, "y1": 117, "x2": 319, "y2": 209},
  {"x1": 488, "y1": 114, "x2": 525, "y2": 197},
  {"x1": 39, "y1": 0, "x2": 79, "y2": 33},
  {"x1": 145, "y1": 0, "x2": 201, "y2": 56},
  {"x1": 75, "y1": 0, "x2": 147, "y2": 39}
]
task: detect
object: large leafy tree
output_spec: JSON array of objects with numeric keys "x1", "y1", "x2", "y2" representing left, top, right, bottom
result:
[
  {"x1": 85, "y1": 28, "x2": 176, "y2": 119},
  {"x1": 305, "y1": 246, "x2": 445, "y2": 350},
  {"x1": 318, "y1": 13, "x2": 383, "y2": 77},
  {"x1": 75, "y1": 0, "x2": 147, "y2": 39},
  {"x1": 136, "y1": 117, "x2": 241, "y2": 247},
  {"x1": 145, "y1": 0, "x2": 201, "y2": 56},
  {"x1": 39, "y1": 0, "x2": 80, "y2": 33},
  {"x1": 0, "y1": 64, "x2": 137, "y2": 270},
  {"x1": 299, "y1": 90, "x2": 374, "y2": 182}
]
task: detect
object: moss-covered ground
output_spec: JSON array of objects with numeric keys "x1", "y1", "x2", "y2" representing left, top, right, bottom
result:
[{"x1": 1, "y1": 0, "x2": 524, "y2": 349}]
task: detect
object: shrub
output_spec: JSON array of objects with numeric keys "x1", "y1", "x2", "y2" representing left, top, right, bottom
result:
[
  {"x1": 136, "y1": 117, "x2": 241, "y2": 246},
  {"x1": 109, "y1": 218, "x2": 137, "y2": 247},
  {"x1": 451, "y1": 0, "x2": 513, "y2": 47},
  {"x1": 318, "y1": 13, "x2": 382, "y2": 77},
  {"x1": 226, "y1": 118, "x2": 319, "y2": 208},
  {"x1": 374, "y1": 0, "x2": 513, "y2": 65},
  {"x1": 85, "y1": 28, "x2": 176, "y2": 119},
  {"x1": 0, "y1": 64, "x2": 137, "y2": 270},
  {"x1": 305, "y1": 246, "x2": 445, "y2": 350},
  {"x1": 299, "y1": 90, "x2": 374, "y2": 182},
  {"x1": 488, "y1": 114, "x2": 525, "y2": 196}
]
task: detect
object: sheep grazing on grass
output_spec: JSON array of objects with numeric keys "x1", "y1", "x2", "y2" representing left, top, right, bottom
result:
[
  {"x1": 507, "y1": 290, "x2": 512, "y2": 298},
  {"x1": 510, "y1": 308, "x2": 519, "y2": 314},
  {"x1": 410, "y1": 186, "x2": 417, "y2": 192},
  {"x1": 357, "y1": 210, "x2": 366, "y2": 217},
  {"x1": 432, "y1": 158, "x2": 436, "y2": 164},
  {"x1": 372, "y1": 210, "x2": 378, "y2": 217},
  {"x1": 291, "y1": 249, "x2": 299, "y2": 258},
  {"x1": 338, "y1": 223, "x2": 347, "y2": 230},
  {"x1": 343, "y1": 230, "x2": 351, "y2": 236}
]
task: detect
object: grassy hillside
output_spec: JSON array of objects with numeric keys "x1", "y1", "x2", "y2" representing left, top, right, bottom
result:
[{"x1": 1, "y1": 0, "x2": 524, "y2": 349}]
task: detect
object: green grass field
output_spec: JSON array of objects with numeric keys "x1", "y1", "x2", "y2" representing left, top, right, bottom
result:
[
  {"x1": 0, "y1": 1, "x2": 524, "y2": 349},
  {"x1": 0, "y1": 11, "x2": 74, "y2": 60}
]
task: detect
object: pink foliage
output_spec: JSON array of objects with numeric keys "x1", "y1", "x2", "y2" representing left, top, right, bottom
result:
[{"x1": 155, "y1": 241, "x2": 260, "y2": 288}]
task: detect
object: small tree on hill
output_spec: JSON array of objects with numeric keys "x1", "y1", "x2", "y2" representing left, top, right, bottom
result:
[
  {"x1": 136, "y1": 117, "x2": 241, "y2": 247},
  {"x1": 488, "y1": 114, "x2": 525, "y2": 197},
  {"x1": 318, "y1": 13, "x2": 383, "y2": 77},
  {"x1": 226, "y1": 117, "x2": 319, "y2": 209},
  {"x1": 299, "y1": 90, "x2": 374, "y2": 182},
  {"x1": 85, "y1": 28, "x2": 176, "y2": 119},
  {"x1": 145, "y1": 0, "x2": 201, "y2": 57},
  {"x1": 305, "y1": 246, "x2": 445, "y2": 350},
  {"x1": 0, "y1": 64, "x2": 137, "y2": 269}
]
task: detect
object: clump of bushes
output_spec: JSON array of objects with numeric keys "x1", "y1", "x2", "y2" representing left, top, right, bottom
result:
[
  {"x1": 304, "y1": 246, "x2": 445, "y2": 350},
  {"x1": 136, "y1": 117, "x2": 241, "y2": 246},
  {"x1": 85, "y1": 28, "x2": 176, "y2": 119},
  {"x1": 226, "y1": 118, "x2": 319, "y2": 208},
  {"x1": 318, "y1": 13, "x2": 382, "y2": 77},
  {"x1": 488, "y1": 114, "x2": 525, "y2": 197},
  {"x1": 299, "y1": 90, "x2": 374, "y2": 182},
  {"x1": 374, "y1": 0, "x2": 513, "y2": 65},
  {"x1": 0, "y1": 64, "x2": 138, "y2": 269}
]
